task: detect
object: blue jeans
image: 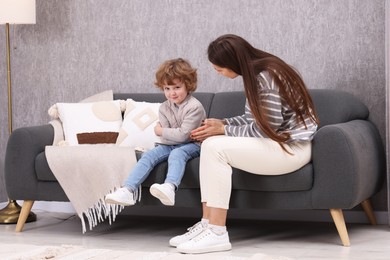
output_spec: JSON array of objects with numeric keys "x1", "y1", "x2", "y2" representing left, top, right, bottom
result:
[{"x1": 123, "y1": 143, "x2": 200, "y2": 191}]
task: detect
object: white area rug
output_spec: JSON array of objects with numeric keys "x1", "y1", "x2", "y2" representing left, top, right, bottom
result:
[{"x1": 2, "y1": 244, "x2": 293, "y2": 260}]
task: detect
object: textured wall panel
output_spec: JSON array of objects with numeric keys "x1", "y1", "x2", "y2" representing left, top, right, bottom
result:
[{"x1": 0, "y1": 0, "x2": 386, "y2": 210}]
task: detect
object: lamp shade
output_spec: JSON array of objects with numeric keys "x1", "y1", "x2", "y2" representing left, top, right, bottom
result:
[{"x1": 0, "y1": 0, "x2": 36, "y2": 24}]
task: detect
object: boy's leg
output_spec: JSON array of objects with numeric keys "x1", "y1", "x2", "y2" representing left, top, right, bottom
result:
[
  {"x1": 165, "y1": 143, "x2": 200, "y2": 188},
  {"x1": 149, "y1": 143, "x2": 200, "y2": 206},
  {"x1": 123, "y1": 145, "x2": 172, "y2": 190},
  {"x1": 106, "y1": 145, "x2": 172, "y2": 206}
]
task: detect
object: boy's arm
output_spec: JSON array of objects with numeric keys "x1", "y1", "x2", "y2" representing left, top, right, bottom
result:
[
  {"x1": 158, "y1": 109, "x2": 170, "y2": 128},
  {"x1": 162, "y1": 105, "x2": 206, "y2": 144}
]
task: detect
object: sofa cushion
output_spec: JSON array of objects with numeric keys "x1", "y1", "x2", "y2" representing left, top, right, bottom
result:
[
  {"x1": 36, "y1": 152, "x2": 313, "y2": 192},
  {"x1": 142, "y1": 158, "x2": 313, "y2": 192},
  {"x1": 231, "y1": 164, "x2": 313, "y2": 192}
]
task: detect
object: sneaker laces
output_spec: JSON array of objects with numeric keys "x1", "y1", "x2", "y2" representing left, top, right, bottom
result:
[
  {"x1": 191, "y1": 228, "x2": 213, "y2": 242},
  {"x1": 184, "y1": 222, "x2": 204, "y2": 236}
]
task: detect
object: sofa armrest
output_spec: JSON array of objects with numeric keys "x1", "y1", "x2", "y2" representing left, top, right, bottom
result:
[
  {"x1": 5, "y1": 124, "x2": 54, "y2": 199},
  {"x1": 311, "y1": 120, "x2": 385, "y2": 209}
]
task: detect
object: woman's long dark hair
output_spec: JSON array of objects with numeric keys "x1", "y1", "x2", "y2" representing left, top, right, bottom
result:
[{"x1": 208, "y1": 34, "x2": 319, "y2": 147}]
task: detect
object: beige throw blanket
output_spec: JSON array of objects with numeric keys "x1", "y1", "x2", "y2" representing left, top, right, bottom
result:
[
  {"x1": 46, "y1": 145, "x2": 136, "y2": 233},
  {"x1": 45, "y1": 90, "x2": 137, "y2": 233}
]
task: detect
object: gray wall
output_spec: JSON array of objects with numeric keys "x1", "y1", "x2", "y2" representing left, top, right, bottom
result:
[{"x1": 0, "y1": 0, "x2": 387, "y2": 211}]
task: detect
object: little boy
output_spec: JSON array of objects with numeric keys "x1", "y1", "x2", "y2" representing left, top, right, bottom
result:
[{"x1": 105, "y1": 58, "x2": 206, "y2": 206}]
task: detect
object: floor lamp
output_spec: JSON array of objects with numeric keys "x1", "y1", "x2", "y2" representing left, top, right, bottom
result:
[{"x1": 0, "y1": 0, "x2": 37, "y2": 224}]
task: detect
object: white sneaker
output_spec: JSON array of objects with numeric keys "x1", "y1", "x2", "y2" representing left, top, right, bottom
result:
[
  {"x1": 169, "y1": 221, "x2": 206, "y2": 247},
  {"x1": 176, "y1": 228, "x2": 232, "y2": 254},
  {"x1": 105, "y1": 187, "x2": 135, "y2": 206},
  {"x1": 149, "y1": 183, "x2": 175, "y2": 206}
]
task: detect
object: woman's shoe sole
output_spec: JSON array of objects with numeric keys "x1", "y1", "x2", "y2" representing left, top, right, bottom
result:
[{"x1": 177, "y1": 243, "x2": 232, "y2": 254}]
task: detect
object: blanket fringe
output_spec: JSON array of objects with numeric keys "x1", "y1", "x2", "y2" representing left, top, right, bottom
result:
[
  {"x1": 79, "y1": 195, "x2": 124, "y2": 233},
  {"x1": 134, "y1": 185, "x2": 142, "y2": 202}
]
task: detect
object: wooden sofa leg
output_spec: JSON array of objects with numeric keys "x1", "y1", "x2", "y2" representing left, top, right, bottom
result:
[
  {"x1": 15, "y1": 200, "x2": 35, "y2": 232},
  {"x1": 361, "y1": 199, "x2": 377, "y2": 225},
  {"x1": 330, "y1": 208, "x2": 350, "y2": 247}
]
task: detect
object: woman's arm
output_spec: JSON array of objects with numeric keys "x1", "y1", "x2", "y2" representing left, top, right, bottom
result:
[
  {"x1": 224, "y1": 114, "x2": 248, "y2": 125},
  {"x1": 191, "y1": 117, "x2": 266, "y2": 142},
  {"x1": 192, "y1": 90, "x2": 285, "y2": 141},
  {"x1": 190, "y1": 118, "x2": 225, "y2": 142}
]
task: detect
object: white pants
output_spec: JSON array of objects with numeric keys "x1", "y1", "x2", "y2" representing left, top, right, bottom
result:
[{"x1": 199, "y1": 136, "x2": 312, "y2": 209}]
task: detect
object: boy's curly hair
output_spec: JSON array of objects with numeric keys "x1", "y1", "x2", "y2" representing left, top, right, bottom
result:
[{"x1": 154, "y1": 58, "x2": 197, "y2": 92}]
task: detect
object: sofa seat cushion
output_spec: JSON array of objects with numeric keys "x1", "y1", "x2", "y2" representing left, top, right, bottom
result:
[
  {"x1": 36, "y1": 152, "x2": 313, "y2": 192},
  {"x1": 35, "y1": 151, "x2": 169, "y2": 182},
  {"x1": 231, "y1": 164, "x2": 313, "y2": 192},
  {"x1": 143, "y1": 158, "x2": 313, "y2": 192}
]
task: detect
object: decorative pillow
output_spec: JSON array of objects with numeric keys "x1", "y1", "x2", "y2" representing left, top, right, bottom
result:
[
  {"x1": 56, "y1": 100, "x2": 123, "y2": 146},
  {"x1": 116, "y1": 99, "x2": 161, "y2": 150},
  {"x1": 48, "y1": 90, "x2": 115, "y2": 146}
]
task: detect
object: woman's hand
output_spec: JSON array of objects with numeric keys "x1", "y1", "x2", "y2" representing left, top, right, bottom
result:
[
  {"x1": 154, "y1": 122, "x2": 162, "y2": 136},
  {"x1": 190, "y1": 118, "x2": 225, "y2": 142}
]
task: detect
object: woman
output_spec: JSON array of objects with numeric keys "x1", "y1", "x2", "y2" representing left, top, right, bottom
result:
[{"x1": 172, "y1": 34, "x2": 319, "y2": 254}]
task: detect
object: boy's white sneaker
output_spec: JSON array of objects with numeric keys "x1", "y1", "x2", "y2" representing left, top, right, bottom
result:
[
  {"x1": 169, "y1": 221, "x2": 206, "y2": 247},
  {"x1": 105, "y1": 187, "x2": 135, "y2": 206},
  {"x1": 149, "y1": 183, "x2": 175, "y2": 206},
  {"x1": 176, "y1": 228, "x2": 232, "y2": 254}
]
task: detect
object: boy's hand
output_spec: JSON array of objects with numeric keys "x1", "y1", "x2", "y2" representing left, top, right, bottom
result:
[{"x1": 154, "y1": 122, "x2": 162, "y2": 136}]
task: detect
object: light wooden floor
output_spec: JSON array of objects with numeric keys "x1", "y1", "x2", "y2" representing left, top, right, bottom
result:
[{"x1": 0, "y1": 210, "x2": 389, "y2": 259}]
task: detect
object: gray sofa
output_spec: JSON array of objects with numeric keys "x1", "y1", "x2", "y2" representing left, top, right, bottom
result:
[{"x1": 5, "y1": 89, "x2": 385, "y2": 246}]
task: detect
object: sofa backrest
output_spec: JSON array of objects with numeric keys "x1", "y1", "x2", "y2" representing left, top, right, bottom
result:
[
  {"x1": 114, "y1": 92, "x2": 215, "y2": 116},
  {"x1": 208, "y1": 91, "x2": 246, "y2": 119},
  {"x1": 208, "y1": 90, "x2": 369, "y2": 129},
  {"x1": 309, "y1": 89, "x2": 369, "y2": 128},
  {"x1": 115, "y1": 89, "x2": 369, "y2": 129}
]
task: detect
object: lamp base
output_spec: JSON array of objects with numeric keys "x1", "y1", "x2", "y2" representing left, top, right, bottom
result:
[{"x1": 0, "y1": 200, "x2": 36, "y2": 224}]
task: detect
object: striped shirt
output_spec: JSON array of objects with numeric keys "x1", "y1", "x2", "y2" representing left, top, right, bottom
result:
[{"x1": 224, "y1": 71, "x2": 318, "y2": 142}]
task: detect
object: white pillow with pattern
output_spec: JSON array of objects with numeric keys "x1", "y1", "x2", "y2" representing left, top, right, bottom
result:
[
  {"x1": 56, "y1": 100, "x2": 123, "y2": 146},
  {"x1": 116, "y1": 99, "x2": 161, "y2": 150}
]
